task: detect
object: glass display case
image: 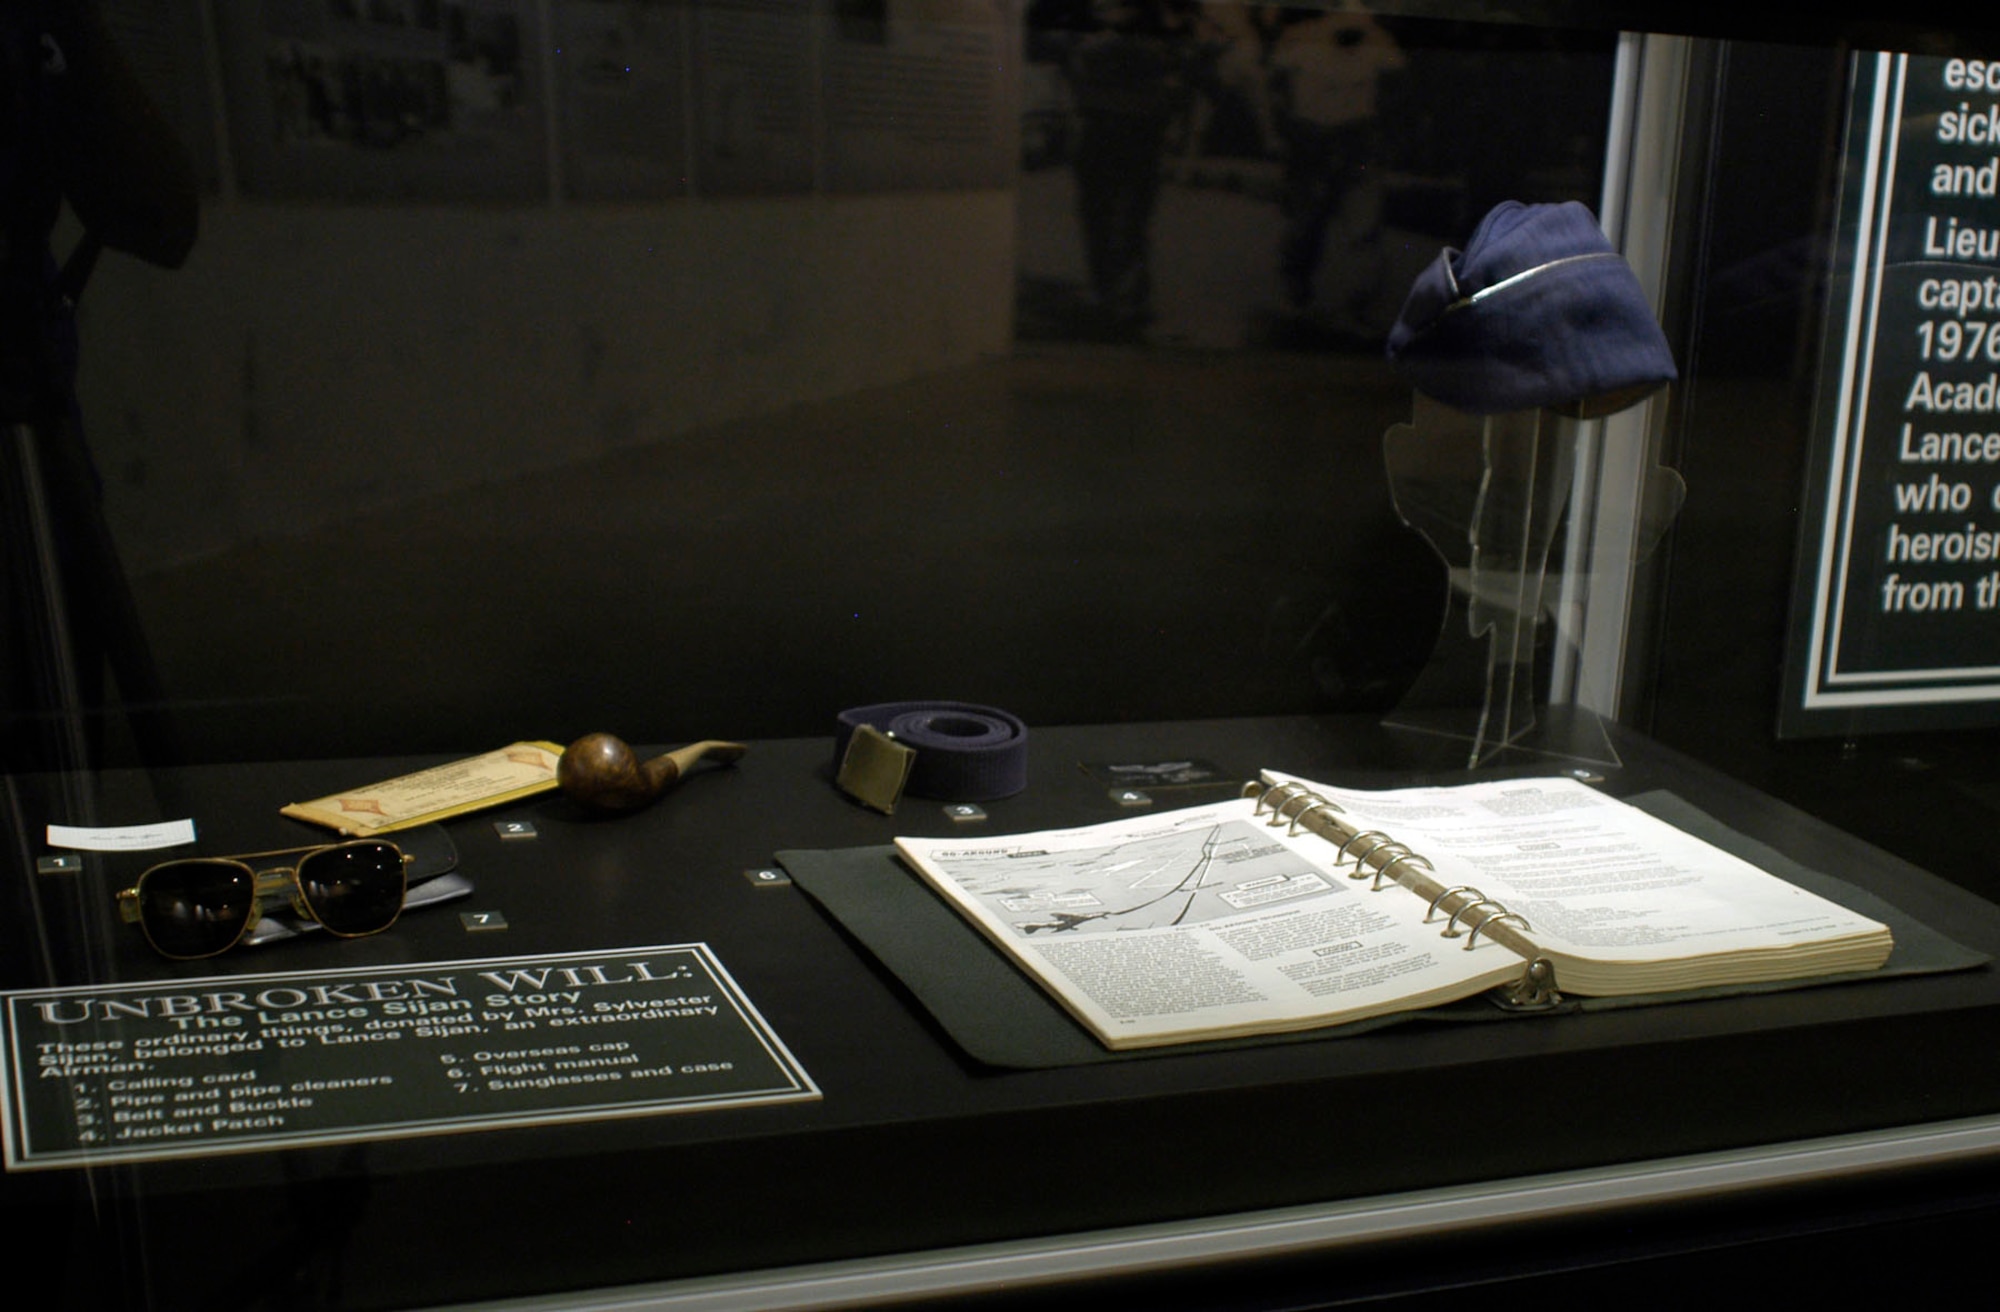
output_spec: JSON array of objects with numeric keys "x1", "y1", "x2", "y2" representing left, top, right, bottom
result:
[{"x1": 7, "y1": 2, "x2": 2000, "y2": 1307}]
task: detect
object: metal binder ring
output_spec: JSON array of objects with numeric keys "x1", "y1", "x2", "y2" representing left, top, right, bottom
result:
[
  {"x1": 1373, "y1": 851, "x2": 1434, "y2": 890},
  {"x1": 1360, "y1": 842, "x2": 1414, "y2": 889},
  {"x1": 1257, "y1": 782, "x2": 1307, "y2": 820},
  {"x1": 1285, "y1": 797, "x2": 1339, "y2": 835},
  {"x1": 1268, "y1": 788, "x2": 1315, "y2": 827},
  {"x1": 1426, "y1": 885, "x2": 1482, "y2": 922},
  {"x1": 1443, "y1": 897, "x2": 1501, "y2": 938},
  {"x1": 1337, "y1": 830, "x2": 1392, "y2": 869},
  {"x1": 1240, "y1": 781, "x2": 1264, "y2": 801},
  {"x1": 1464, "y1": 911, "x2": 1531, "y2": 950},
  {"x1": 1274, "y1": 791, "x2": 1321, "y2": 827}
]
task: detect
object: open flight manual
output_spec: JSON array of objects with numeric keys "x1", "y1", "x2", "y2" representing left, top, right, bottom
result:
[{"x1": 894, "y1": 773, "x2": 1893, "y2": 1049}]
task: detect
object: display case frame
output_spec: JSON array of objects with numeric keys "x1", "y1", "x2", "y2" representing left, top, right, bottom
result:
[{"x1": 12, "y1": 3, "x2": 2000, "y2": 1307}]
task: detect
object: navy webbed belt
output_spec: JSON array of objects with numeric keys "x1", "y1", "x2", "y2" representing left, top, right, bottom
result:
[{"x1": 834, "y1": 702, "x2": 1029, "y2": 802}]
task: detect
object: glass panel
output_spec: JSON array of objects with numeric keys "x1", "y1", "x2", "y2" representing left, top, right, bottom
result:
[
  {"x1": 31, "y1": 5, "x2": 2000, "y2": 1309},
  {"x1": 3, "y1": 1, "x2": 1619, "y2": 772}
]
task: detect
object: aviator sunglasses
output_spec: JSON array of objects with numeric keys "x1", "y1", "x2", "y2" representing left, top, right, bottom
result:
[{"x1": 116, "y1": 841, "x2": 410, "y2": 960}]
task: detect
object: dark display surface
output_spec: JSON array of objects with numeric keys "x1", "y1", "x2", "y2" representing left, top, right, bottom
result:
[{"x1": 5, "y1": 715, "x2": 2000, "y2": 1308}]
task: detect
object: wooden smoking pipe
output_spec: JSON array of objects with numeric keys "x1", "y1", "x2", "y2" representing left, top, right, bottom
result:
[{"x1": 557, "y1": 734, "x2": 747, "y2": 812}]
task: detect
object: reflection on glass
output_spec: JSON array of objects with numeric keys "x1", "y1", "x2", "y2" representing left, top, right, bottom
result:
[{"x1": 4, "y1": 3, "x2": 1617, "y2": 770}]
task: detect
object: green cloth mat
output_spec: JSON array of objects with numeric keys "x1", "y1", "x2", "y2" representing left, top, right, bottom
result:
[{"x1": 777, "y1": 791, "x2": 1989, "y2": 1069}]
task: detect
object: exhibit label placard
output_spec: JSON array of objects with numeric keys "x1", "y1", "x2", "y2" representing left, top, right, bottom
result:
[
  {"x1": 1786, "y1": 53, "x2": 2000, "y2": 733},
  {"x1": 0, "y1": 944, "x2": 817, "y2": 1170}
]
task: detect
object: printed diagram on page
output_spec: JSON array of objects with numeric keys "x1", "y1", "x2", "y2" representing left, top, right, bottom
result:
[{"x1": 943, "y1": 819, "x2": 1344, "y2": 936}]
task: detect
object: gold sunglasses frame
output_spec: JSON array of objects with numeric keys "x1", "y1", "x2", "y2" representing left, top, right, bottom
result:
[{"x1": 115, "y1": 840, "x2": 412, "y2": 960}]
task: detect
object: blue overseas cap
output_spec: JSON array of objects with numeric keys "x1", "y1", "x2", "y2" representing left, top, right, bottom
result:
[{"x1": 1385, "y1": 201, "x2": 1677, "y2": 417}]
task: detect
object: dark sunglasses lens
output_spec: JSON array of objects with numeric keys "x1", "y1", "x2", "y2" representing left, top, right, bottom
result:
[
  {"x1": 141, "y1": 861, "x2": 256, "y2": 958},
  {"x1": 295, "y1": 843, "x2": 405, "y2": 935}
]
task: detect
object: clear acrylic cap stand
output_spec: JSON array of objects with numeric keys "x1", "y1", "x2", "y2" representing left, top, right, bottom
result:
[{"x1": 1381, "y1": 393, "x2": 1684, "y2": 769}]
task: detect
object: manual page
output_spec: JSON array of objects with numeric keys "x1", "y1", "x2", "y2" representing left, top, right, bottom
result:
[
  {"x1": 1274, "y1": 773, "x2": 1893, "y2": 994},
  {"x1": 895, "y1": 799, "x2": 1524, "y2": 1048}
]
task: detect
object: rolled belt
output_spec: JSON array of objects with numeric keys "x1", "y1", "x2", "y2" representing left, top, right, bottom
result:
[{"x1": 834, "y1": 701, "x2": 1029, "y2": 801}]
